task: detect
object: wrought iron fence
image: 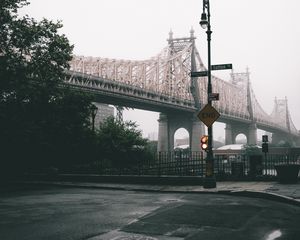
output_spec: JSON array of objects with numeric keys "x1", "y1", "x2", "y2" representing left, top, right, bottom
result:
[
  {"x1": 91, "y1": 151, "x2": 300, "y2": 180},
  {"x1": 213, "y1": 153, "x2": 299, "y2": 180}
]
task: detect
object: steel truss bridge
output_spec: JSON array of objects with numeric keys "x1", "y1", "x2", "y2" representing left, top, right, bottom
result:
[{"x1": 65, "y1": 30, "x2": 299, "y2": 148}]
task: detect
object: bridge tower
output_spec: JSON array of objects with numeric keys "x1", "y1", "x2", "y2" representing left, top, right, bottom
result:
[
  {"x1": 225, "y1": 68, "x2": 257, "y2": 145},
  {"x1": 271, "y1": 97, "x2": 294, "y2": 145},
  {"x1": 157, "y1": 29, "x2": 205, "y2": 152}
]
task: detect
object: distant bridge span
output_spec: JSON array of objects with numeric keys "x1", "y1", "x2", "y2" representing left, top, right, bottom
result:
[{"x1": 66, "y1": 30, "x2": 300, "y2": 150}]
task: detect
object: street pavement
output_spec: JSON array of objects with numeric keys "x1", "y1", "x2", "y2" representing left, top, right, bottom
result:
[
  {"x1": 0, "y1": 185, "x2": 299, "y2": 240},
  {"x1": 21, "y1": 180, "x2": 300, "y2": 206}
]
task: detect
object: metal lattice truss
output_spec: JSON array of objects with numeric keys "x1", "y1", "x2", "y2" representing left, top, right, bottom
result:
[
  {"x1": 69, "y1": 39, "x2": 194, "y2": 101},
  {"x1": 67, "y1": 31, "x2": 298, "y2": 136},
  {"x1": 210, "y1": 74, "x2": 250, "y2": 120},
  {"x1": 210, "y1": 71, "x2": 298, "y2": 134}
]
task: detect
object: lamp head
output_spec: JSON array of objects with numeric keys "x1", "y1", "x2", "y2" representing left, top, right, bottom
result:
[
  {"x1": 199, "y1": 13, "x2": 208, "y2": 29},
  {"x1": 91, "y1": 104, "x2": 98, "y2": 117}
]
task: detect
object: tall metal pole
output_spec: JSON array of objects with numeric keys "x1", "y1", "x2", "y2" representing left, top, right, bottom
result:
[
  {"x1": 202, "y1": 0, "x2": 216, "y2": 188},
  {"x1": 91, "y1": 104, "x2": 98, "y2": 133},
  {"x1": 92, "y1": 116, "x2": 95, "y2": 132}
]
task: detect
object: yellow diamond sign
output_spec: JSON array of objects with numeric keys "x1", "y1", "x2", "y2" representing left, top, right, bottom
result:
[{"x1": 197, "y1": 104, "x2": 220, "y2": 127}]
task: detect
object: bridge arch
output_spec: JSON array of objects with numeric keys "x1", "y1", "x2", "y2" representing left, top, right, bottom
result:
[
  {"x1": 174, "y1": 128, "x2": 190, "y2": 149},
  {"x1": 225, "y1": 123, "x2": 257, "y2": 145},
  {"x1": 235, "y1": 133, "x2": 247, "y2": 144},
  {"x1": 157, "y1": 113, "x2": 205, "y2": 152}
]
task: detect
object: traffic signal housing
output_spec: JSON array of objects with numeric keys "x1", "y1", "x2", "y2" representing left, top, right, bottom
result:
[
  {"x1": 262, "y1": 135, "x2": 268, "y2": 143},
  {"x1": 201, "y1": 135, "x2": 209, "y2": 151},
  {"x1": 262, "y1": 135, "x2": 269, "y2": 153}
]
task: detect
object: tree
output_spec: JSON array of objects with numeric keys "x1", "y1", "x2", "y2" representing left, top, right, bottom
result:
[
  {"x1": 97, "y1": 117, "x2": 149, "y2": 171},
  {"x1": 0, "y1": 0, "x2": 94, "y2": 174},
  {"x1": 242, "y1": 144, "x2": 262, "y2": 156},
  {"x1": 1, "y1": 1, "x2": 73, "y2": 98}
]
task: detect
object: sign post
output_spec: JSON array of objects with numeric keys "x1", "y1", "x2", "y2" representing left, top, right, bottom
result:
[
  {"x1": 197, "y1": 0, "x2": 233, "y2": 189},
  {"x1": 191, "y1": 63, "x2": 230, "y2": 189}
]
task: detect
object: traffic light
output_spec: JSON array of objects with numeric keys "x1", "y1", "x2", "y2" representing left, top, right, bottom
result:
[
  {"x1": 262, "y1": 135, "x2": 268, "y2": 143},
  {"x1": 262, "y1": 135, "x2": 269, "y2": 153},
  {"x1": 201, "y1": 135, "x2": 209, "y2": 151}
]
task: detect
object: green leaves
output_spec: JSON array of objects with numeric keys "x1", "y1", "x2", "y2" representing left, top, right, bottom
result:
[
  {"x1": 0, "y1": 0, "x2": 91, "y2": 173},
  {"x1": 0, "y1": 0, "x2": 154, "y2": 174},
  {"x1": 97, "y1": 117, "x2": 148, "y2": 168},
  {"x1": 1, "y1": 3, "x2": 73, "y2": 103}
]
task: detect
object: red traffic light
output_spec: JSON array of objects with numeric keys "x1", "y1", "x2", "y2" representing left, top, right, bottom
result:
[{"x1": 201, "y1": 135, "x2": 208, "y2": 151}]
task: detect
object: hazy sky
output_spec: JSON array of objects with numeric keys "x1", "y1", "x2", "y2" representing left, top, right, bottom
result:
[{"x1": 20, "y1": 0, "x2": 300, "y2": 140}]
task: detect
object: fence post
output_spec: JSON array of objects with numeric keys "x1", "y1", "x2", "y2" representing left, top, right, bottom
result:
[
  {"x1": 179, "y1": 150, "x2": 182, "y2": 176},
  {"x1": 158, "y1": 152, "x2": 161, "y2": 177},
  {"x1": 263, "y1": 152, "x2": 267, "y2": 176}
]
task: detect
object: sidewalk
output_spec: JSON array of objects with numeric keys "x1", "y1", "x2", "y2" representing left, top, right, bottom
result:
[{"x1": 25, "y1": 180, "x2": 300, "y2": 206}]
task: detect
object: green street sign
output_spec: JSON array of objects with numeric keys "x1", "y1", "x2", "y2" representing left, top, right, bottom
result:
[
  {"x1": 211, "y1": 64, "x2": 232, "y2": 71},
  {"x1": 191, "y1": 71, "x2": 208, "y2": 77},
  {"x1": 191, "y1": 64, "x2": 232, "y2": 78}
]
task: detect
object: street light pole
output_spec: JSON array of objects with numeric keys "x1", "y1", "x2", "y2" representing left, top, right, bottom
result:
[
  {"x1": 90, "y1": 104, "x2": 98, "y2": 132},
  {"x1": 200, "y1": 0, "x2": 216, "y2": 188}
]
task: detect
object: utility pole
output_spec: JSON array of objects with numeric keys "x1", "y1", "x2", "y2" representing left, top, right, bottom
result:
[{"x1": 199, "y1": 0, "x2": 216, "y2": 188}]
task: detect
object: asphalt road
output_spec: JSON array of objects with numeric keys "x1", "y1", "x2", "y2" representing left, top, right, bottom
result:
[{"x1": 0, "y1": 185, "x2": 299, "y2": 240}]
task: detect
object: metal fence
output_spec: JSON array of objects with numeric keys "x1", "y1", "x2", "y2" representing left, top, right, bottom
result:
[
  {"x1": 92, "y1": 151, "x2": 300, "y2": 180},
  {"x1": 142, "y1": 151, "x2": 205, "y2": 176}
]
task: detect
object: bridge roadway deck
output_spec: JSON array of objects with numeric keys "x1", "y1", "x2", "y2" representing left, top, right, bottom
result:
[
  {"x1": 65, "y1": 71, "x2": 196, "y2": 113},
  {"x1": 65, "y1": 71, "x2": 300, "y2": 138}
]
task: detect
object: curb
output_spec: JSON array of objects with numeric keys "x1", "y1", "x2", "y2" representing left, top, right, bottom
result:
[
  {"x1": 228, "y1": 190, "x2": 300, "y2": 207},
  {"x1": 20, "y1": 181, "x2": 300, "y2": 207}
]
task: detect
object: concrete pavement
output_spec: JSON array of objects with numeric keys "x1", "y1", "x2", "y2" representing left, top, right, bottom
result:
[
  {"x1": 21, "y1": 180, "x2": 300, "y2": 206},
  {"x1": 1, "y1": 187, "x2": 299, "y2": 240}
]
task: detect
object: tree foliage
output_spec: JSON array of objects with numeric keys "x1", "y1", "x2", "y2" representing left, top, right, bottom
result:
[
  {"x1": 0, "y1": 0, "x2": 95, "y2": 174},
  {"x1": 1, "y1": 0, "x2": 72, "y2": 101},
  {"x1": 97, "y1": 117, "x2": 149, "y2": 169},
  {"x1": 242, "y1": 144, "x2": 262, "y2": 156},
  {"x1": 0, "y1": 1, "x2": 154, "y2": 176}
]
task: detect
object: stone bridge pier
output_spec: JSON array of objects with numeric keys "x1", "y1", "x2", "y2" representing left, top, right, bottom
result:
[
  {"x1": 157, "y1": 113, "x2": 205, "y2": 152},
  {"x1": 225, "y1": 122, "x2": 257, "y2": 145}
]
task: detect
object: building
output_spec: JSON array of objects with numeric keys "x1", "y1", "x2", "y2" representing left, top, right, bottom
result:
[
  {"x1": 93, "y1": 103, "x2": 114, "y2": 129},
  {"x1": 175, "y1": 137, "x2": 189, "y2": 147},
  {"x1": 147, "y1": 132, "x2": 158, "y2": 141}
]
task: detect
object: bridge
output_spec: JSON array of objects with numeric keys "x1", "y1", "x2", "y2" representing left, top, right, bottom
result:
[{"x1": 65, "y1": 29, "x2": 300, "y2": 151}]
